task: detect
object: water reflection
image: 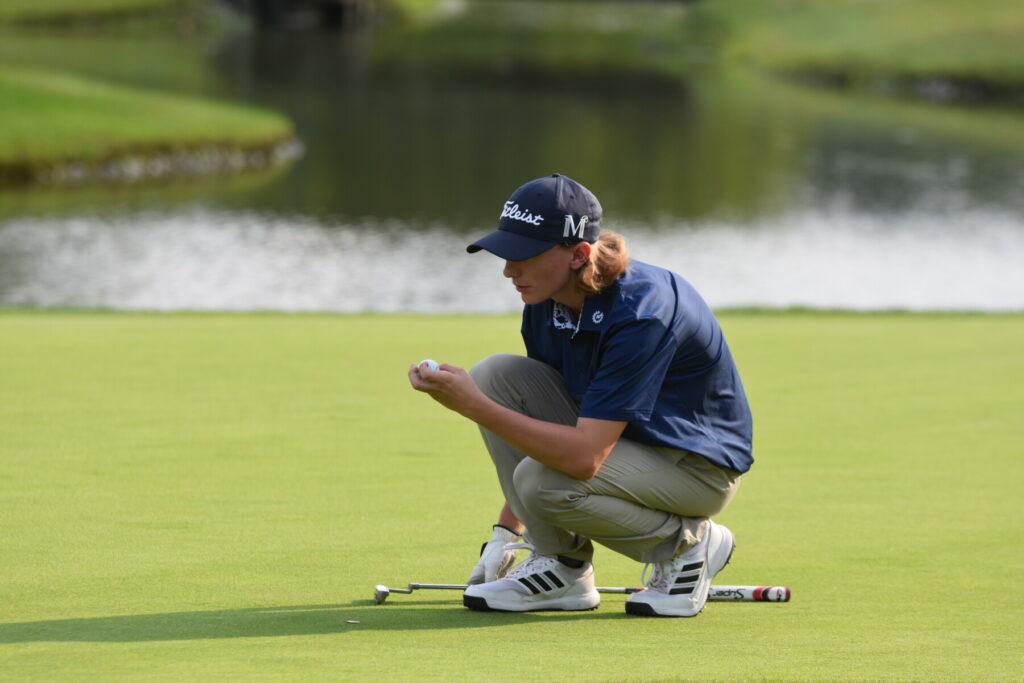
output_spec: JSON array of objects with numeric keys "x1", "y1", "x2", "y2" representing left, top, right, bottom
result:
[{"x1": 2, "y1": 207, "x2": 1020, "y2": 311}]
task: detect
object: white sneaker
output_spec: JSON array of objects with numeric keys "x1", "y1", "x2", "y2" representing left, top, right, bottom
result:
[
  {"x1": 626, "y1": 521, "x2": 735, "y2": 617},
  {"x1": 463, "y1": 552, "x2": 600, "y2": 612}
]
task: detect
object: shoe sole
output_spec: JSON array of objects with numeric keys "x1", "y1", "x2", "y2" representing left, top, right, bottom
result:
[
  {"x1": 464, "y1": 594, "x2": 600, "y2": 613},
  {"x1": 625, "y1": 535, "x2": 736, "y2": 618}
]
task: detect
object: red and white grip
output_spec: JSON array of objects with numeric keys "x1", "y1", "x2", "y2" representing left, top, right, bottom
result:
[{"x1": 709, "y1": 585, "x2": 791, "y2": 602}]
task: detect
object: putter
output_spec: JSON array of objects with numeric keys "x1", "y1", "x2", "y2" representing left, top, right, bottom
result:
[{"x1": 374, "y1": 582, "x2": 789, "y2": 604}]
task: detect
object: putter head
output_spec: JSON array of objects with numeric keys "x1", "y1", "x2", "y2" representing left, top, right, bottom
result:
[{"x1": 373, "y1": 585, "x2": 390, "y2": 604}]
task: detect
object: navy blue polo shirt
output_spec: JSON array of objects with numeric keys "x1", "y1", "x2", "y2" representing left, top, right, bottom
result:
[{"x1": 521, "y1": 260, "x2": 753, "y2": 473}]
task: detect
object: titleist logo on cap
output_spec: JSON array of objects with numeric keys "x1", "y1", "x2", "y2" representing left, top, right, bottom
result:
[{"x1": 500, "y1": 202, "x2": 544, "y2": 226}]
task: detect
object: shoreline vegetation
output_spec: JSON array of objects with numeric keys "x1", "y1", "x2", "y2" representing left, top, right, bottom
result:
[{"x1": 694, "y1": 0, "x2": 1024, "y2": 106}]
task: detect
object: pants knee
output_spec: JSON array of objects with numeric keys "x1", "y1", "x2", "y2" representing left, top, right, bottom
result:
[
  {"x1": 513, "y1": 458, "x2": 584, "y2": 522},
  {"x1": 469, "y1": 353, "x2": 523, "y2": 398}
]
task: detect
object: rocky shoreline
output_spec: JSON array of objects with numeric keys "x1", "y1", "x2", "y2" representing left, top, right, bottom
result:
[
  {"x1": 0, "y1": 137, "x2": 304, "y2": 189},
  {"x1": 781, "y1": 68, "x2": 1024, "y2": 107}
]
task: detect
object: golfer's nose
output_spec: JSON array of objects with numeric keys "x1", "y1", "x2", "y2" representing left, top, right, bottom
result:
[{"x1": 503, "y1": 260, "x2": 519, "y2": 278}]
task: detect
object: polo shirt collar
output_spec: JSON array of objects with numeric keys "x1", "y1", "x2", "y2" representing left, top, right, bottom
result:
[
  {"x1": 551, "y1": 301, "x2": 577, "y2": 331},
  {"x1": 551, "y1": 288, "x2": 615, "y2": 336}
]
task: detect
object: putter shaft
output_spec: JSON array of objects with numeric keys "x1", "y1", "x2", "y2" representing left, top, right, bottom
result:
[
  {"x1": 374, "y1": 582, "x2": 790, "y2": 604},
  {"x1": 408, "y1": 583, "x2": 636, "y2": 594}
]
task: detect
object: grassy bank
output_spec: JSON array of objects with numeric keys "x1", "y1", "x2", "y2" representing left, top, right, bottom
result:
[
  {"x1": 0, "y1": 0, "x2": 298, "y2": 187},
  {"x1": 0, "y1": 0, "x2": 438, "y2": 24},
  {"x1": 695, "y1": 0, "x2": 1024, "y2": 98},
  {"x1": 1, "y1": 311, "x2": 1021, "y2": 680},
  {"x1": 0, "y1": 65, "x2": 295, "y2": 186},
  {"x1": 374, "y1": 0, "x2": 1024, "y2": 107},
  {"x1": 0, "y1": 0, "x2": 176, "y2": 22}
]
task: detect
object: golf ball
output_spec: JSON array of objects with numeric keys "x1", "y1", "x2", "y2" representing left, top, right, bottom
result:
[{"x1": 419, "y1": 359, "x2": 440, "y2": 372}]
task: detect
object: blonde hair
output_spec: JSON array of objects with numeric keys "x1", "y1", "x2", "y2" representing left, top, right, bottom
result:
[{"x1": 573, "y1": 232, "x2": 630, "y2": 296}]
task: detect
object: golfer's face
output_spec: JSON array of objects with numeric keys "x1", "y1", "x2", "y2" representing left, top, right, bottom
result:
[{"x1": 502, "y1": 245, "x2": 576, "y2": 306}]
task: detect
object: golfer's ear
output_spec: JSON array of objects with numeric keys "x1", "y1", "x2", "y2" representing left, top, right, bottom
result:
[{"x1": 571, "y1": 242, "x2": 591, "y2": 269}]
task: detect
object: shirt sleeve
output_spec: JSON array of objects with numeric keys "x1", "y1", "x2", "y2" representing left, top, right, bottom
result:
[{"x1": 578, "y1": 316, "x2": 676, "y2": 422}]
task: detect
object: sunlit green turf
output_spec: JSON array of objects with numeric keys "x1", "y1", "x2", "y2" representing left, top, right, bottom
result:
[
  {"x1": 0, "y1": 0, "x2": 174, "y2": 22},
  {"x1": 0, "y1": 66, "x2": 291, "y2": 164},
  {"x1": 697, "y1": 0, "x2": 1024, "y2": 87},
  {"x1": 0, "y1": 0, "x2": 438, "y2": 23},
  {"x1": 1, "y1": 312, "x2": 1021, "y2": 680}
]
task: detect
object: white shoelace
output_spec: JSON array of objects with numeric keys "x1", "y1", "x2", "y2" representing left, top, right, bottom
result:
[
  {"x1": 503, "y1": 543, "x2": 569, "y2": 581},
  {"x1": 640, "y1": 562, "x2": 671, "y2": 592},
  {"x1": 640, "y1": 553, "x2": 704, "y2": 593}
]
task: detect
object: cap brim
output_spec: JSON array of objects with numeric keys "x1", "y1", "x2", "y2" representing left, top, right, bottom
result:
[{"x1": 466, "y1": 230, "x2": 557, "y2": 261}]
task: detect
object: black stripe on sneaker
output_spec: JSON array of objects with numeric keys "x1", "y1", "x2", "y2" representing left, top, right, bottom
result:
[
  {"x1": 531, "y1": 574, "x2": 553, "y2": 591},
  {"x1": 681, "y1": 562, "x2": 703, "y2": 572},
  {"x1": 675, "y1": 575, "x2": 698, "y2": 585},
  {"x1": 518, "y1": 577, "x2": 541, "y2": 595},
  {"x1": 670, "y1": 585, "x2": 695, "y2": 595},
  {"x1": 543, "y1": 571, "x2": 565, "y2": 588}
]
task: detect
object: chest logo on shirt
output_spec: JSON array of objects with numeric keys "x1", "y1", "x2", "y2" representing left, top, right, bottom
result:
[{"x1": 591, "y1": 310, "x2": 605, "y2": 324}]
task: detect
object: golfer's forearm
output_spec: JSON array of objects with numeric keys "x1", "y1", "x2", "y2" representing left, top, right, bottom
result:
[{"x1": 466, "y1": 399, "x2": 607, "y2": 479}]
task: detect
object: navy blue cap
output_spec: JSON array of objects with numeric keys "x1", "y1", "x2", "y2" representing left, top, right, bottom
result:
[{"x1": 467, "y1": 173, "x2": 602, "y2": 260}]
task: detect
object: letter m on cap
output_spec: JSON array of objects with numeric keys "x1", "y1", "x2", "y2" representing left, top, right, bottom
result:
[{"x1": 563, "y1": 215, "x2": 589, "y2": 239}]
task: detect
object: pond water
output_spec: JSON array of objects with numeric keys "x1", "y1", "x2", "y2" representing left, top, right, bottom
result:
[{"x1": 2, "y1": 3, "x2": 1023, "y2": 312}]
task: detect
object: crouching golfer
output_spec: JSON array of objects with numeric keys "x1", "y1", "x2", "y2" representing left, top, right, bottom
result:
[{"x1": 408, "y1": 174, "x2": 753, "y2": 617}]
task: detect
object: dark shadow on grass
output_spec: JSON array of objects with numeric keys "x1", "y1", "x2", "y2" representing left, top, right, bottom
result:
[{"x1": 0, "y1": 600, "x2": 635, "y2": 643}]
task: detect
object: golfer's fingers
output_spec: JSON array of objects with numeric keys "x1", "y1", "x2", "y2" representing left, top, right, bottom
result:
[
  {"x1": 410, "y1": 364, "x2": 448, "y2": 392},
  {"x1": 408, "y1": 364, "x2": 432, "y2": 389},
  {"x1": 437, "y1": 364, "x2": 468, "y2": 378}
]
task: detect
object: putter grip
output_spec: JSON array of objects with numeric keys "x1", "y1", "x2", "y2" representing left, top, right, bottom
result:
[{"x1": 709, "y1": 585, "x2": 790, "y2": 602}]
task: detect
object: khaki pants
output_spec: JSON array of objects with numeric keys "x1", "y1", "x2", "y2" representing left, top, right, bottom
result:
[{"x1": 470, "y1": 353, "x2": 741, "y2": 564}]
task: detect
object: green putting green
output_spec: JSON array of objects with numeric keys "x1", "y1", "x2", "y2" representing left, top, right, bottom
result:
[{"x1": 1, "y1": 311, "x2": 1021, "y2": 680}]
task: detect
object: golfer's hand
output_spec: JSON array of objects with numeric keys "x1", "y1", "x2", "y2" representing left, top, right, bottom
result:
[
  {"x1": 468, "y1": 525, "x2": 522, "y2": 585},
  {"x1": 407, "y1": 361, "x2": 487, "y2": 417}
]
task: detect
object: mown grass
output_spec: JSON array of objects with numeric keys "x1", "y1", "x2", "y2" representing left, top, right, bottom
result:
[
  {"x1": 0, "y1": 0, "x2": 285, "y2": 179},
  {"x1": 0, "y1": 65, "x2": 291, "y2": 165},
  {"x1": 697, "y1": 0, "x2": 1024, "y2": 89},
  {"x1": 1, "y1": 312, "x2": 1021, "y2": 680},
  {"x1": 0, "y1": 30, "x2": 221, "y2": 96},
  {"x1": 0, "y1": 0, "x2": 437, "y2": 24},
  {"x1": 0, "y1": 0, "x2": 180, "y2": 22}
]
